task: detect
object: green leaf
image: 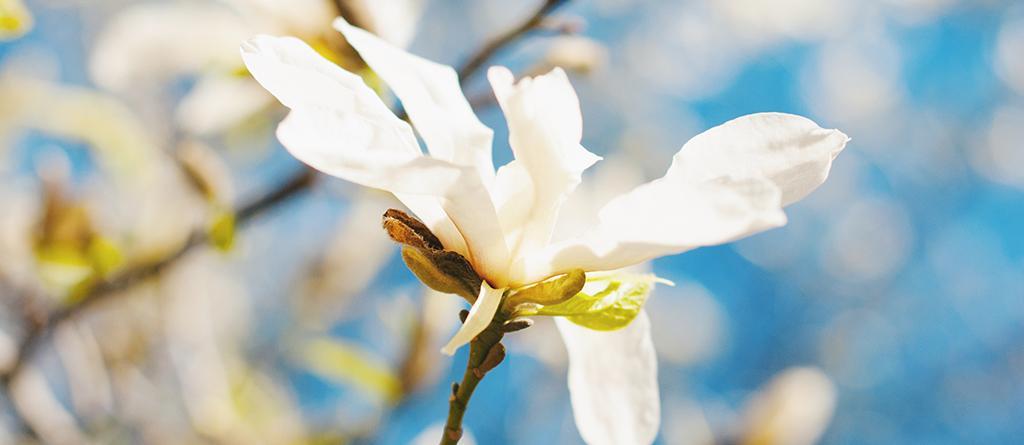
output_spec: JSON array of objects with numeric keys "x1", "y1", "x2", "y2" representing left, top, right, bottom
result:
[
  {"x1": 208, "y1": 210, "x2": 236, "y2": 252},
  {"x1": 565, "y1": 279, "x2": 652, "y2": 331},
  {"x1": 293, "y1": 337, "x2": 401, "y2": 404},
  {"x1": 519, "y1": 273, "x2": 668, "y2": 331}
]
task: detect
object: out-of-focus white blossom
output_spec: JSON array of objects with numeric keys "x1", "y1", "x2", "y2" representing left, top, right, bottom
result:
[
  {"x1": 970, "y1": 105, "x2": 1024, "y2": 189},
  {"x1": 241, "y1": 18, "x2": 847, "y2": 445},
  {"x1": 822, "y1": 197, "x2": 913, "y2": 284},
  {"x1": 89, "y1": 0, "x2": 424, "y2": 136},
  {"x1": 740, "y1": 367, "x2": 838, "y2": 445},
  {"x1": 802, "y1": 33, "x2": 904, "y2": 129},
  {"x1": 11, "y1": 366, "x2": 90, "y2": 444},
  {"x1": 544, "y1": 36, "x2": 609, "y2": 74},
  {"x1": 996, "y1": 15, "x2": 1024, "y2": 95},
  {"x1": 298, "y1": 193, "x2": 397, "y2": 323},
  {"x1": 714, "y1": 0, "x2": 852, "y2": 43},
  {"x1": 90, "y1": 3, "x2": 252, "y2": 92},
  {"x1": 163, "y1": 251, "x2": 307, "y2": 444},
  {"x1": 647, "y1": 283, "x2": 725, "y2": 366}
]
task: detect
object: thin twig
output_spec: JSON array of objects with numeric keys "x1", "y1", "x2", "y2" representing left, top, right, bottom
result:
[
  {"x1": 0, "y1": 168, "x2": 315, "y2": 384},
  {"x1": 0, "y1": 0, "x2": 569, "y2": 438},
  {"x1": 456, "y1": 0, "x2": 569, "y2": 82}
]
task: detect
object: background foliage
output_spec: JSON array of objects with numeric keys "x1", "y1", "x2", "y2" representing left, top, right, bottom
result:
[{"x1": 1, "y1": 0, "x2": 1023, "y2": 444}]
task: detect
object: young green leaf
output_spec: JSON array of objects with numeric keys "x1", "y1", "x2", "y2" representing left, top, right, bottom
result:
[
  {"x1": 517, "y1": 274, "x2": 666, "y2": 331},
  {"x1": 505, "y1": 269, "x2": 585, "y2": 308},
  {"x1": 565, "y1": 280, "x2": 652, "y2": 331}
]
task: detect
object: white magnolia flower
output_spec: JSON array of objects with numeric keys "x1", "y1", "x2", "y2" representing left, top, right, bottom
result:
[
  {"x1": 90, "y1": 0, "x2": 422, "y2": 135},
  {"x1": 241, "y1": 18, "x2": 848, "y2": 445}
]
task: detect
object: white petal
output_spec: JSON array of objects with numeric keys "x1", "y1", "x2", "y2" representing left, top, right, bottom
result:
[
  {"x1": 556, "y1": 311, "x2": 660, "y2": 445},
  {"x1": 517, "y1": 176, "x2": 786, "y2": 284},
  {"x1": 670, "y1": 112, "x2": 849, "y2": 206},
  {"x1": 242, "y1": 35, "x2": 512, "y2": 276},
  {"x1": 276, "y1": 106, "x2": 509, "y2": 275},
  {"x1": 488, "y1": 66, "x2": 601, "y2": 259},
  {"x1": 272, "y1": 106, "x2": 435, "y2": 187},
  {"x1": 441, "y1": 282, "x2": 505, "y2": 356},
  {"x1": 90, "y1": 3, "x2": 249, "y2": 90},
  {"x1": 515, "y1": 113, "x2": 847, "y2": 283},
  {"x1": 241, "y1": 35, "x2": 414, "y2": 155},
  {"x1": 490, "y1": 160, "x2": 534, "y2": 250},
  {"x1": 334, "y1": 17, "x2": 495, "y2": 184}
]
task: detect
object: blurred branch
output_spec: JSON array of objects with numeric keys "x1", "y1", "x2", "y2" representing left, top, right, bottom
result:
[
  {"x1": 456, "y1": 0, "x2": 569, "y2": 82},
  {"x1": 0, "y1": 0, "x2": 571, "y2": 439},
  {"x1": 0, "y1": 168, "x2": 316, "y2": 422},
  {"x1": 331, "y1": 0, "x2": 371, "y2": 30}
]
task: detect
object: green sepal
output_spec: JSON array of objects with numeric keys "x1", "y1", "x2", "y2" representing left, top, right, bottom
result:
[
  {"x1": 401, "y1": 246, "x2": 481, "y2": 303},
  {"x1": 384, "y1": 208, "x2": 482, "y2": 303},
  {"x1": 505, "y1": 269, "x2": 585, "y2": 309}
]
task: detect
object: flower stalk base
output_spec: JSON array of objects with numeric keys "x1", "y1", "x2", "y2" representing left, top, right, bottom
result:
[{"x1": 440, "y1": 311, "x2": 508, "y2": 445}]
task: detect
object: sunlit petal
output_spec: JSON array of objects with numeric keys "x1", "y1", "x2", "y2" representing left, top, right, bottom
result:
[
  {"x1": 517, "y1": 113, "x2": 846, "y2": 282},
  {"x1": 335, "y1": 17, "x2": 495, "y2": 186},
  {"x1": 670, "y1": 112, "x2": 849, "y2": 206},
  {"x1": 243, "y1": 35, "x2": 515, "y2": 272},
  {"x1": 441, "y1": 282, "x2": 505, "y2": 356},
  {"x1": 556, "y1": 311, "x2": 659, "y2": 445},
  {"x1": 488, "y1": 66, "x2": 601, "y2": 261},
  {"x1": 240, "y1": 35, "x2": 417, "y2": 156},
  {"x1": 90, "y1": 3, "x2": 249, "y2": 90}
]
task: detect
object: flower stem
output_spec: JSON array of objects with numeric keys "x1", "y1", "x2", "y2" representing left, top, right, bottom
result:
[{"x1": 440, "y1": 313, "x2": 508, "y2": 445}]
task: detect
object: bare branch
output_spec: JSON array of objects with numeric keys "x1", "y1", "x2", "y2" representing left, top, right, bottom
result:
[
  {"x1": 0, "y1": 0, "x2": 572, "y2": 438},
  {"x1": 456, "y1": 0, "x2": 570, "y2": 82},
  {"x1": 0, "y1": 168, "x2": 316, "y2": 384}
]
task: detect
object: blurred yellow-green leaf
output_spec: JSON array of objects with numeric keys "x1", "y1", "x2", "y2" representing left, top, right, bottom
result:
[
  {"x1": 34, "y1": 245, "x2": 94, "y2": 296},
  {"x1": 208, "y1": 209, "x2": 236, "y2": 252},
  {"x1": 295, "y1": 337, "x2": 401, "y2": 404},
  {"x1": 88, "y1": 236, "x2": 123, "y2": 276},
  {"x1": 0, "y1": 0, "x2": 32, "y2": 41}
]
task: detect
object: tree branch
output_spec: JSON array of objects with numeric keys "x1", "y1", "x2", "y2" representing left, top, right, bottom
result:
[
  {"x1": 456, "y1": 0, "x2": 569, "y2": 82},
  {"x1": 440, "y1": 312, "x2": 508, "y2": 445},
  {"x1": 0, "y1": 0, "x2": 570, "y2": 438},
  {"x1": 0, "y1": 168, "x2": 316, "y2": 384}
]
